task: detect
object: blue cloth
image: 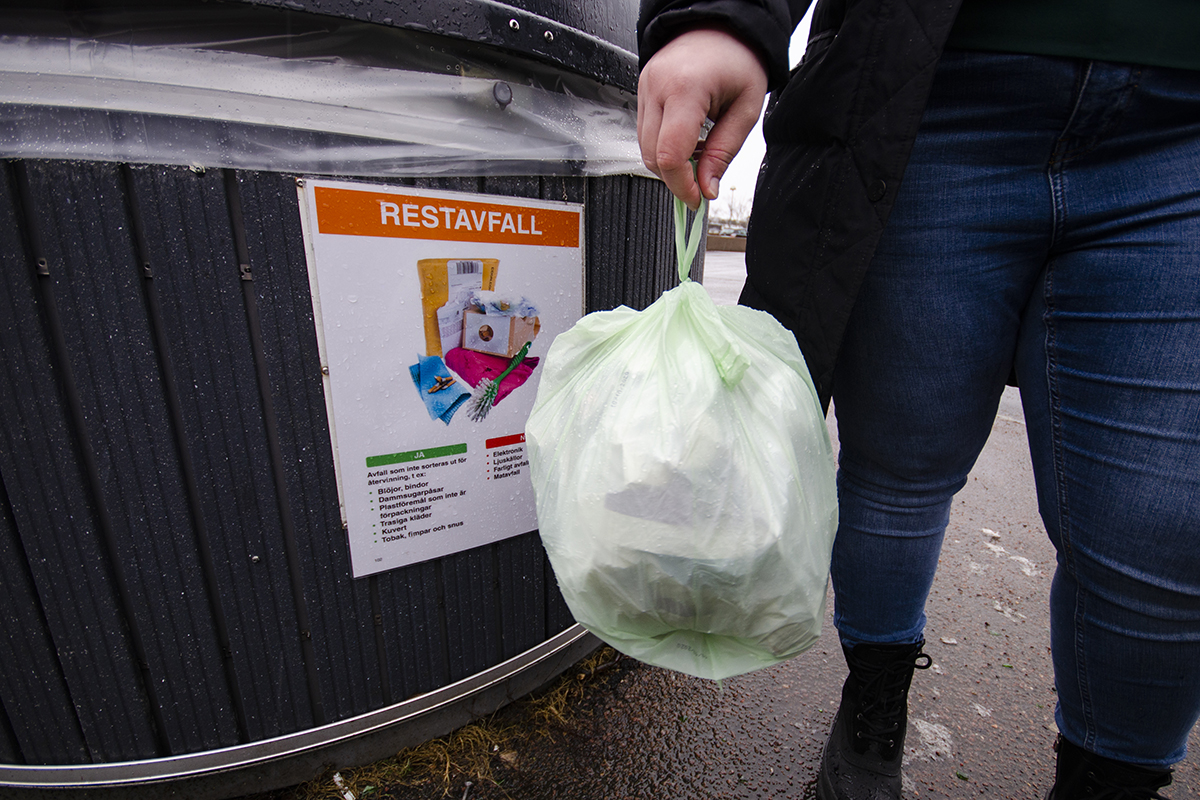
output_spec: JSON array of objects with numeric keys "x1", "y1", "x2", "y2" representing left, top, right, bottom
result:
[
  {"x1": 409, "y1": 355, "x2": 470, "y2": 424},
  {"x1": 825, "y1": 51, "x2": 1200, "y2": 766}
]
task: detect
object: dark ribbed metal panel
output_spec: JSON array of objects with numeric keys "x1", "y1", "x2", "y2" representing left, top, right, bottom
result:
[
  {"x1": 122, "y1": 164, "x2": 318, "y2": 741},
  {"x1": 377, "y1": 558, "x2": 449, "y2": 701},
  {"x1": 18, "y1": 159, "x2": 245, "y2": 758},
  {"x1": 0, "y1": 705, "x2": 17, "y2": 766},
  {"x1": 0, "y1": 471, "x2": 85, "y2": 766},
  {"x1": 586, "y1": 175, "x2": 629, "y2": 313},
  {"x1": 0, "y1": 158, "x2": 676, "y2": 777},
  {"x1": 0, "y1": 162, "x2": 161, "y2": 762},
  {"x1": 439, "y1": 551, "x2": 501, "y2": 683},
  {"x1": 496, "y1": 534, "x2": 550, "y2": 660}
]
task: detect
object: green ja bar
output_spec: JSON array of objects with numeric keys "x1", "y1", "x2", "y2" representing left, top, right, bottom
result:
[{"x1": 366, "y1": 442, "x2": 467, "y2": 468}]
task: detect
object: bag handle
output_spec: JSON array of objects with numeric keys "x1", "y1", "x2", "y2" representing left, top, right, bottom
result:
[
  {"x1": 668, "y1": 173, "x2": 750, "y2": 386},
  {"x1": 673, "y1": 181, "x2": 708, "y2": 283}
]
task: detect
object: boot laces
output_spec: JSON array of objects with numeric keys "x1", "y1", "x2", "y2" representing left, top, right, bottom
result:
[{"x1": 849, "y1": 649, "x2": 931, "y2": 749}]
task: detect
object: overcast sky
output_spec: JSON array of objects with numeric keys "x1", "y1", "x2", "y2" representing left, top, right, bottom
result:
[{"x1": 710, "y1": 8, "x2": 814, "y2": 221}]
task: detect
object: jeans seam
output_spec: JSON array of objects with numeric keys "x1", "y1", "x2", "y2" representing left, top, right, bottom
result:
[
  {"x1": 1043, "y1": 264, "x2": 1071, "y2": 564},
  {"x1": 1042, "y1": 253, "x2": 1097, "y2": 745},
  {"x1": 1075, "y1": 589, "x2": 1096, "y2": 751}
]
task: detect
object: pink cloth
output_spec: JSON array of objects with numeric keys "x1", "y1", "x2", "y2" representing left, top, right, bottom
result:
[{"x1": 444, "y1": 347, "x2": 540, "y2": 406}]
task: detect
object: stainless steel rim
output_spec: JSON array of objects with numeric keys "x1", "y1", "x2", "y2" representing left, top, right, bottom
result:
[{"x1": 0, "y1": 625, "x2": 597, "y2": 793}]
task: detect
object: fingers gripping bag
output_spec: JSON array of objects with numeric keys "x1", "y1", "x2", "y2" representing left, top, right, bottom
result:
[{"x1": 525, "y1": 194, "x2": 838, "y2": 681}]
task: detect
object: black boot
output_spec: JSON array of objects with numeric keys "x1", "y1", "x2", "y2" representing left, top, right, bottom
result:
[
  {"x1": 816, "y1": 640, "x2": 931, "y2": 800},
  {"x1": 1046, "y1": 735, "x2": 1173, "y2": 799}
]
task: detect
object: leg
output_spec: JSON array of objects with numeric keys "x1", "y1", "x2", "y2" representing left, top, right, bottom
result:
[
  {"x1": 819, "y1": 50, "x2": 1069, "y2": 800},
  {"x1": 830, "y1": 49, "x2": 1065, "y2": 649},
  {"x1": 1016, "y1": 60, "x2": 1200, "y2": 773}
]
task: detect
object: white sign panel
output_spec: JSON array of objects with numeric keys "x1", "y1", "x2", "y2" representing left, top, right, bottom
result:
[{"x1": 298, "y1": 178, "x2": 584, "y2": 577}]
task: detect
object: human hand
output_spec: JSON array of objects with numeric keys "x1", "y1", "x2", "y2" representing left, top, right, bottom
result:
[{"x1": 638, "y1": 27, "x2": 769, "y2": 210}]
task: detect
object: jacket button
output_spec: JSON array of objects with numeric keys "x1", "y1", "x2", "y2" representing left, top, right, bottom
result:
[{"x1": 868, "y1": 179, "x2": 887, "y2": 202}]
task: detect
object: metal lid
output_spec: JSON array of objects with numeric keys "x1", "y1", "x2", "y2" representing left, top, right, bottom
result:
[{"x1": 242, "y1": 0, "x2": 640, "y2": 91}]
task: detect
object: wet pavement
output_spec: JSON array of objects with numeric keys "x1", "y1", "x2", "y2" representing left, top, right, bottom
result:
[
  {"x1": 275, "y1": 252, "x2": 1199, "y2": 799},
  {"x1": 382, "y1": 385, "x2": 1196, "y2": 799}
]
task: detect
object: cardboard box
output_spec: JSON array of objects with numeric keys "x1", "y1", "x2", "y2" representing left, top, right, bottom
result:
[{"x1": 462, "y1": 310, "x2": 540, "y2": 358}]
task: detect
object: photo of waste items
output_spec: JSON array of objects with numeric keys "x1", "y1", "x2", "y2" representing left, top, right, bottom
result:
[{"x1": 410, "y1": 258, "x2": 541, "y2": 425}]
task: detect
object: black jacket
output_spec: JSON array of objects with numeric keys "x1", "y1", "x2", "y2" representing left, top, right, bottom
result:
[{"x1": 639, "y1": 0, "x2": 963, "y2": 408}]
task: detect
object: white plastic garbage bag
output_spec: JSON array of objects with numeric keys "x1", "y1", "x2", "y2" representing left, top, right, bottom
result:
[{"x1": 525, "y1": 195, "x2": 838, "y2": 681}]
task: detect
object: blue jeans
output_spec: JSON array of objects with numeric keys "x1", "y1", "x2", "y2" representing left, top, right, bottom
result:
[{"x1": 829, "y1": 50, "x2": 1200, "y2": 767}]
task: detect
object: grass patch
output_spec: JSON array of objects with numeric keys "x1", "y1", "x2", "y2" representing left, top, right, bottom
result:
[{"x1": 262, "y1": 646, "x2": 622, "y2": 800}]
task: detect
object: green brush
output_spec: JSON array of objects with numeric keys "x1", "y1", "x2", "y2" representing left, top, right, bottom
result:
[{"x1": 467, "y1": 341, "x2": 532, "y2": 422}]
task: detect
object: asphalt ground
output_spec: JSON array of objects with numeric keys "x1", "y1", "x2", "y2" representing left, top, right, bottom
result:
[{"x1": 260, "y1": 251, "x2": 1199, "y2": 799}]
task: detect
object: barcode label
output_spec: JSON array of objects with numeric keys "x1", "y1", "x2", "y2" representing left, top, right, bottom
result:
[{"x1": 447, "y1": 259, "x2": 486, "y2": 291}]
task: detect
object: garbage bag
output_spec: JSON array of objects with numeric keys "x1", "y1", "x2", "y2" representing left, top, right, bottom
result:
[{"x1": 526, "y1": 195, "x2": 838, "y2": 681}]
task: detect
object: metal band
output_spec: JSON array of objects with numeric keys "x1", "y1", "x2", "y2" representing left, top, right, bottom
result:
[{"x1": 0, "y1": 626, "x2": 598, "y2": 799}]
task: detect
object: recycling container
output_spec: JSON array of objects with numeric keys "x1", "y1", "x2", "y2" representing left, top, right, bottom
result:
[{"x1": 0, "y1": 1, "x2": 695, "y2": 796}]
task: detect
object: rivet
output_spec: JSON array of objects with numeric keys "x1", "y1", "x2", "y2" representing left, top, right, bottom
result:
[
  {"x1": 509, "y1": 18, "x2": 519, "y2": 31},
  {"x1": 544, "y1": 30, "x2": 554, "y2": 42}
]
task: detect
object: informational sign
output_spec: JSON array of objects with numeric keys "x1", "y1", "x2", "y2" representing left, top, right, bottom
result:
[{"x1": 298, "y1": 179, "x2": 584, "y2": 577}]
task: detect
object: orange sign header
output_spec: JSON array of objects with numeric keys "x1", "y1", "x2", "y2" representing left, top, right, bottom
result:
[{"x1": 314, "y1": 186, "x2": 580, "y2": 248}]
